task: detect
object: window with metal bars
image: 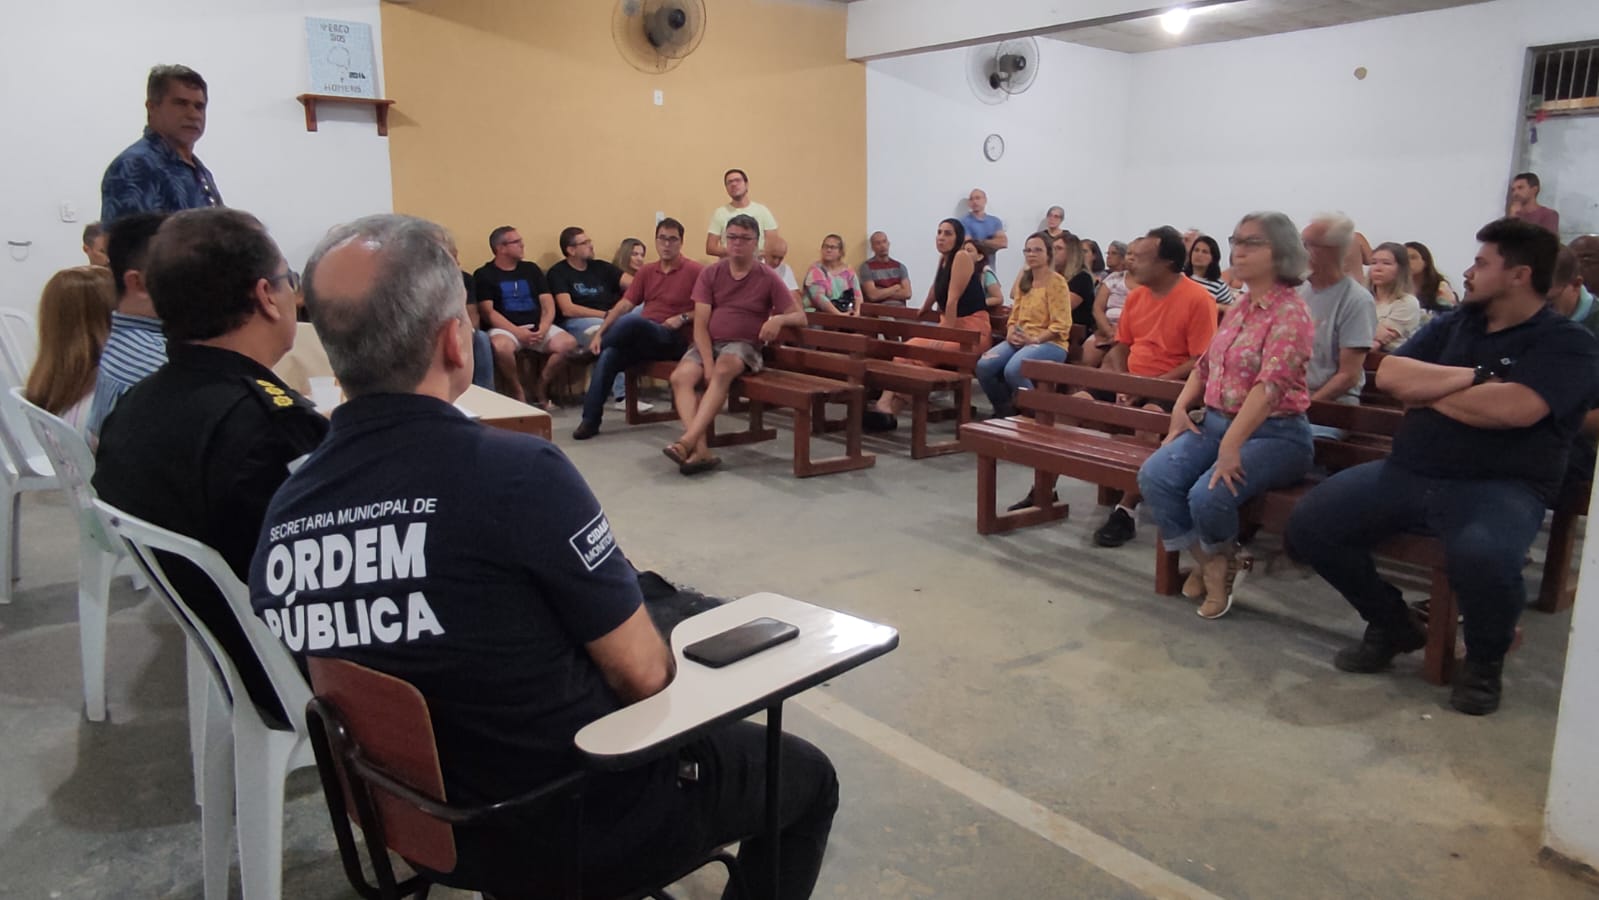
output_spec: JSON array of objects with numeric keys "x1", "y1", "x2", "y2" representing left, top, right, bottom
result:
[{"x1": 1528, "y1": 42, "x2": 1599, "y2": 115}]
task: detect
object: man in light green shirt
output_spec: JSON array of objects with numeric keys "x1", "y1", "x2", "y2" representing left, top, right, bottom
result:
[{"x1": 706, "y1": 167, "x2": 781, "y2": 258}]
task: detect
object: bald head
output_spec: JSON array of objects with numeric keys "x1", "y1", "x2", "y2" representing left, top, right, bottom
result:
[{"x1": 304, "y1": 214, "x2": 465, "y2": 397}]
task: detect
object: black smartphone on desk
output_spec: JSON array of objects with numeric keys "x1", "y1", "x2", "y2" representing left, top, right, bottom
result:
[{"x1": 684, "y1": 617, "x2": 799, "y2": 668}]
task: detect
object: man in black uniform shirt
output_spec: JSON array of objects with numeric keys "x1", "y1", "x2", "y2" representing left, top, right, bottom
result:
[
  {"x1": 1288, "y1": 219, "x2": 1599, "y2": 715},
  {"x1": 252, "y1": 214, "x2": 837, "y2": 899},
  {"x1": 94, "y1": 207, "x2": 328, "y2": 720}
]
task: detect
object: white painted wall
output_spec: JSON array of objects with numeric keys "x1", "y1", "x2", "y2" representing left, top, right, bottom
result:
[
  {"x1": 1121, "y1": 0, "x2": 1599, "y2": 286},
  {"x1": 865, "y1": 39, "x2": 1133, "y2": 293},
  {"x1": 847, "y1": 0, "x2": 1171, "y2": 60},
  {"x1": 1547, "y1": 483, "x2": 1599, "y2": 869},
  {"x1": 0, "y1": 0, "x2": 394, "y2": 316}
]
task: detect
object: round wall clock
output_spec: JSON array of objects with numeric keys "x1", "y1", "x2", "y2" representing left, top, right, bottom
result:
[{"x1": 983, "y1": 133, "x2": 1005, "y2": 162}]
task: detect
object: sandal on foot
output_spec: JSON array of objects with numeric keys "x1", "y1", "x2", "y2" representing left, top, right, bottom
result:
[
  {"x1": 662, "y1": 442, "x2": 690, "y2": 465},
  {"x1": 679, "y1": 456, "x2": 722, "y2": 476}
]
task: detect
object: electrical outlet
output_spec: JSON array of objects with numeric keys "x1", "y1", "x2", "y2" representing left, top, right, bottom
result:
[
  {"x1": 655, "y1": 211, "x2": 665, "y2": 223},
  {"x1": 653, "y1": 90, "x2": 664, "y2": 106},
  {"x1": 59, "y1": 202, "x2": 78, "y2": 223}
]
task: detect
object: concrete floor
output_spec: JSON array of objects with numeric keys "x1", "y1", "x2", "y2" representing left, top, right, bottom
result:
[{"x1": 1, "y1": 398, "x2": 1595, "y2": 899}]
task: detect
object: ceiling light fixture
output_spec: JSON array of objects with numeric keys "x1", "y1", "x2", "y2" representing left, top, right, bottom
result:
[{"x1": 1160, "y1": 6, "x2": 1191, "y2": 34}]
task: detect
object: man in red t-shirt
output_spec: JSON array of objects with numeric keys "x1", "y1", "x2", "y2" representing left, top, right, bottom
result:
[
  {"x1": 1508, "y1": 172, "x2": 1560, "y2": 235},
  {"x1": 664, "y1": 213, "x2": 805, "y2": 474},
  {"x1": 573, "y1": 218, "x2": 703, "y2": 440}
]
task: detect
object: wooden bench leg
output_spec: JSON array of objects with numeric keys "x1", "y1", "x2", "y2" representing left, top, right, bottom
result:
[
  {"x1": 978, "y1": 454, "x2": 999, "y2": 535},
  {"x1": 708, "y1": 398, "x2": 777, "y2": 448},
  {"x1": 789, "y1": 391, "x2": 876, "y2": 478},
  {"x1": 910, "y1": 393, "x2": 930, "y2": 459},
  {"x1": 978, "y1": 465, "x2": 1071, "y2": 534},
  {"x1": 625, "y1": 369, "x2": 679, "y2": 425},
  {"x1": 1154, "y1": 538, "x2": 1182, "y2": 597},
  {"x1": 1536, "y1": 510, "x2": 1579, "y2": 613},
  {"x1": 1421, "y1": 567, "x2": 1458, "y2": 686}
]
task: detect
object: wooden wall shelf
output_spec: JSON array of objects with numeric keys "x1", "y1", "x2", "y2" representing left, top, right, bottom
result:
[{"x1": 296, "y1": 94, "x2": 396, "y2": 136}]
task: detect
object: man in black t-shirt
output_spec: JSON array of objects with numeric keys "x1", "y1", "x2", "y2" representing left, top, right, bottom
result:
[
  {"x1": 254, "y1": 214, "x2": 838, "y2": 899},
  {"x1": 1287, "y1": 219, "x2": 1599, "y2": 715},
  {"x1": 472, "y1": 225, "x2": 578, "y2": 407},
  {"x1": 546, "y1": 226, "x2": 626, "y2": 401}
]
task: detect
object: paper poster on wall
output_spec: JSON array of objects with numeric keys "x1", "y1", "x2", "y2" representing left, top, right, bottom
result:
[{"x1": 305, "y1": 17, "x2": 378, "y2": 98}]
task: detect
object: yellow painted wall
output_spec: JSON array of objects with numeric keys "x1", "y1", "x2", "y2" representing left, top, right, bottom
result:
[{"x1": 382, "y1": 0, "x2": 865, "y2": 273}]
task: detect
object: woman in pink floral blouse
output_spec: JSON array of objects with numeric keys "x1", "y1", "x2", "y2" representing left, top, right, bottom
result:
[{"x1": 1137, "y1": 211, "x2": 1316, "y2": 620}]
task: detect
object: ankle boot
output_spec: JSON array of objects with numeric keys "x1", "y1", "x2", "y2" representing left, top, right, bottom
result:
[
  {"x1": 1198, "y1": 544, "x2": 1249, "y2": 620},
  {"x1": 1450, "y1": 656, "x2": 1504, "y2": 716}
]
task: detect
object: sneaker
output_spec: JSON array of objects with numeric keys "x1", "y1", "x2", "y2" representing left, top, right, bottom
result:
[
  {"x1": 1006, "y1": 489, "x2": 1059, "y2": 512},
  {"x1": 1449, "y1": 656, "x2": 1504, "y2": 716},
  {"x1": 572, "y1": 420, "x2": 600, "y2": 441},
  {"x1": 1332, "y1": 617, "x2": 1427, "y2": 673},
  {"x1": 1092, "y1": 507, "x2": 1136, "y2": 547},
  {"x1": 614, "y1": 397, "x2": 654, "y2": 413}
]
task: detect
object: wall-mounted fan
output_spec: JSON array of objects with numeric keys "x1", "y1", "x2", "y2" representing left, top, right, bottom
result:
[
  {"x1": 613, "y1": 0, "x2": 707, "y2": 74},
  {"x1": 966, "y1": 37, "x2": 1040, "y2": 105}
]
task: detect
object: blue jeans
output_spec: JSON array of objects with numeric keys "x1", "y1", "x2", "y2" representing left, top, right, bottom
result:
[
  {"x1": 580, "y1": 316, "x2": 687, "y2": 425},
  {"x1": 1137, "y1": 410, "x2": 1313, "y2": 553},
  {"x1": 975, "y1": 341, "x2": 1068, "y2": 409},
  {"x1": 565, "y1": 313, "x2": 638, "y2": 398},
  {"x1": 1285, "y1": 460, "x2": 1545, "y2": 660},
  {"x1": 471, "y1": 330, "x2": 494, "y2": 389}
]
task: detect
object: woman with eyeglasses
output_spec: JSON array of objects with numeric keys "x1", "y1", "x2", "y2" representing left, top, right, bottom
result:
[
  {"x1": 1137, "y1": 212, "x2": 1315, "y2": 620},
  {"x1": 976, "y1": 232, "x2": 1073, "y2": 417},
  {"x1": 802, "y1": 234, "x2": 862, "y2": 314},
  {"x1": 866, "y1": 219, "x2": 991, "y2": 430},
  {"x1": 1082, "y1": 240, "x2": 1135, "y2": 368},
  {"x1": 1041, "y1": 205, "x2": 1067, "y2": 242},
  {"x1": 1184, "y1": 234, "x2": 1236, "y2": 306}
]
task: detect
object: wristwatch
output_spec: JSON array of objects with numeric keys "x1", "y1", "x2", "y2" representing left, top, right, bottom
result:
[{"x1": 1472, "y1": 364, "x2": 1493, "y2": 386}]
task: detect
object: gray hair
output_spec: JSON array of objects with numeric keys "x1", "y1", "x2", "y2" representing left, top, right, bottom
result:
[
  {"x1": 1310, "y1": 211, "x2": 1355, "y2": 252},
  {"x1": 303, "y1": 214, "x2": 464, "y2": 397},
  {"x1": 725, "y1": 213, "x2": 761, "y2": 238},
  {"x1": 1238, "y1": 211, "x2": 1308, "y2": 286},
  {"x1": 1108, "y1": 240, "x2": 1128, "y2": 256}
]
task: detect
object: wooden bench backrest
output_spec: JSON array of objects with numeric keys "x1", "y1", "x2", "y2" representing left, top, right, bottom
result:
[
  {"x1": 787, "y1": 328, "x2": 871, "y2": 356},
  {"x1": 858, "y1": 302, "x2": 935, "y2": 323},
  {"x1": 768, "y1": 344, "x2": 867, "y2": 383},
  {"x1": 1015, "y1": 390, "x2": 1169, "y2": 434},
  {"x1": 1306, "y1": 400, "x2": 1402, "y2": 436},
  {"x1": 1020, "y1": 360, "x2": 1186, "y2": 401},
  {"x1": 809, "y1": 312, "x2": 982, "y2": 349}
]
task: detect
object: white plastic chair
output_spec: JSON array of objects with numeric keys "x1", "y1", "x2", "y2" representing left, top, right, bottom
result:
[
  {"x1": 98, "y1": 499, "x2": 315, "y2": 900},
  {"x1": 0, "y1": 354, "x2": 56, "y2": 605},
  {"x1": 0, "y1": 308, "x2": 36, "y2": 386},
  {"x1": 11, "y1": 389, "x2": 115, "y2": 721}
]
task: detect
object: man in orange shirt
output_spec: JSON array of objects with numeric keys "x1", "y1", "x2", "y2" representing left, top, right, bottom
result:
[{"x1": 1092, "y1": 227, "x2": 1218, "y2": 546}]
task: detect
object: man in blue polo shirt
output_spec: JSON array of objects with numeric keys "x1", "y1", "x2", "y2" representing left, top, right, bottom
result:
[
  {"x1": 100, "y1": 64, "x2": 223, "y2": 225},
  {"x1": 959, "y1": 187, "x2": 1007, "y2": 274},
  {"x1": 254, "y1": 214, "x2": 838, "y2": 899}
]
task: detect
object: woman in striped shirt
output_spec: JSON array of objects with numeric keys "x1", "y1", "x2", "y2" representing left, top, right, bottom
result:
[{"x1": 1184, "y1": 234, "x2": 1236, "y2": 306}]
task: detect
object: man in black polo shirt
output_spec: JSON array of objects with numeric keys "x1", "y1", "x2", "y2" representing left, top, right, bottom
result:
[
  {"x1": 253, "y1": 214, "x2": 837, "y2": 898},
  {"x1": 1287, "y1": 219, "x2": 1599, "y2": 715},
  {"x1": 94, "y1": 207, "x2": 327, "y2": 721}
]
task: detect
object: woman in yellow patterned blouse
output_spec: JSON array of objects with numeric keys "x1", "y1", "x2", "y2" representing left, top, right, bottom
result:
[{"x1": 976, "y1": 232, "x2": 1074, "y2": 417}]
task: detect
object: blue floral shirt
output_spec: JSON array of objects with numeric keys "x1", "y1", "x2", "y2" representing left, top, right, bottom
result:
[{"x1": 99, "y1": 127, "x2": 223, "y2": 224}]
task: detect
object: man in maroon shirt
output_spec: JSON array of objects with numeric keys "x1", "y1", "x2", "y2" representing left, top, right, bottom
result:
[
  {"x1": 664, "y1": 214, "x2": 806, "y2": 473},
  {"x1": 573, "y1": 218, "x2": 703, "y2": 439},
  {"x1": 1509, "y1": 172, "x2": 1560, "y2": 234}
]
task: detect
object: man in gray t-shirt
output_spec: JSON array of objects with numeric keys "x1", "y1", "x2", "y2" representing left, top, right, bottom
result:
[{"x1": 1299, "y1": 216, "x2": 1377, "y2": 404}]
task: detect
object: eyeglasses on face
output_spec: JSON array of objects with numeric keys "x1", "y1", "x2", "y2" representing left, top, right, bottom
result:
[
  {"x1": 1228, "y1": 236, "x2": 1271, "y2": 249},
  {"x1": 267, "y1": 270, "x2": 301, "y2": 292},
  {"x1": 725, "y1": 233, "x2": 757, "y2": 244}
]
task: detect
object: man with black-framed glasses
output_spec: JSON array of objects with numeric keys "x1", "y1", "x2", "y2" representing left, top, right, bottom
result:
[{"x1": 95, "y1": 207, "x2": 328, "y2": 723}]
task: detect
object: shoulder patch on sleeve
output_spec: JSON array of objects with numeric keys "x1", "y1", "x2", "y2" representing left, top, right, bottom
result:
[
  {"x1": 246, "y1": 376, "x2": 317, "y2": 413},
  {"x1": 569, "y1": 510, "x2": 618, "y2": 572}
]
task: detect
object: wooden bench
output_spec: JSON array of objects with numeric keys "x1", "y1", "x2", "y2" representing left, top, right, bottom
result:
[
  {"x1": 959, "y1": 363, "x2": 1181, "y2": 537},
  {"x1": 623, "y1": 355, "x2": 875, "y2": 478},
  {"x1": 808, "y1": 311, "x2": 983, "y2": 425},
  {"x1": 786, "y1": 328, "x2": 973, "y2": 458}
]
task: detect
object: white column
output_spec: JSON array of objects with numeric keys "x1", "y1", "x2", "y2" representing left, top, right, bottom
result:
[{"x1": 1544, "y1": 484, "x2": 1599, "y2": 867}]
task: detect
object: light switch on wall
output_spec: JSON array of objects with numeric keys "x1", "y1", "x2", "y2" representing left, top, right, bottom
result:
[
  {"x1": 59, "y1": 202, "x2": 78, "y2": 223},
  {"x1": 653, "y1": 90, "x2": 664, "y2": 106}
]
